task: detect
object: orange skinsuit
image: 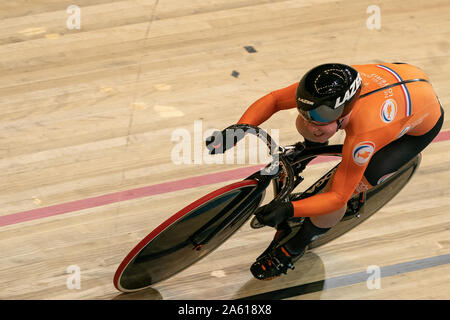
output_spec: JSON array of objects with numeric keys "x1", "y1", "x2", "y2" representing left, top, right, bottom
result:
[{"x1": 237, "y1": 63, "x2": 442, "y2": 217}]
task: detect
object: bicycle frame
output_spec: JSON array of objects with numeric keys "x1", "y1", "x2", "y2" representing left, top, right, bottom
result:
[{"x1": 114, "y1": 124, "x2": 421, "y2": 291}]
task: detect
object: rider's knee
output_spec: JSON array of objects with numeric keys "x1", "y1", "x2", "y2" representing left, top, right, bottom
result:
[{"x1": 310, "y1": 205, "x2": 347, "y2": 229}]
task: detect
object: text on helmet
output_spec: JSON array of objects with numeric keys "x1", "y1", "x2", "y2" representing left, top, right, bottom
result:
[{"x1": 334, "y1": 73, "x2": 362, "y2": 109}]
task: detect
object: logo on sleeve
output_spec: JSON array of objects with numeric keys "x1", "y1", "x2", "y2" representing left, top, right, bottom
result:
[
  {"x1": 380, "y1": 99, "x2": 397, "y2": 123},
  {"x1": 352, "y1": 141, "x2": 376, "y2": 165}
]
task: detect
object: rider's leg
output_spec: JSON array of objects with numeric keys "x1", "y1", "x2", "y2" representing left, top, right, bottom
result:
[
  {"x1": 251, "y1": 107, "x2": 443, "y2": 280},
  {"x1": 291, "y1": 105, "x2": 444, "y2": 246},
  {"x1": 364, "y1": 107, "x2": 444, "y2": 186},
  {"x1": 251, "y1": 169, "x2": 342, "y2": 281},
  {"x1": 287, "y1": 107, "x2": 444, "y2": 252},
  {"x1": 250, "y1": 175, "x2": 342, "y2": 280}
]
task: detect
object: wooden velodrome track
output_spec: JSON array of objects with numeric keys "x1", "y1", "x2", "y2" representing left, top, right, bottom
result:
[{"x1": 0, "y1": 0, "x2": 449, "y2": 300}]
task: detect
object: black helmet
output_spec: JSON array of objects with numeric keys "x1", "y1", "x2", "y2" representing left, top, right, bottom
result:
[{"x1": 296, "y1": 63, "x2": 362, "y2": 123}]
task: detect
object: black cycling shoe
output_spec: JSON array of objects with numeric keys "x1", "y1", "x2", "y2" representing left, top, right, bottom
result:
[{"x1": 250, "y1": 245, "x2": 305, "y2": 281}]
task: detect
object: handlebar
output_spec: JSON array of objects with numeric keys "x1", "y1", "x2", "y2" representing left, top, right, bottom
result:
[
  {"x1": 223, "y1": 124, "x2": 296, "y2": 202},
  {"x1": 222, "y1": 123, "x2": 282, "y2": 155},
  {"x1": 220, "y1": 124, "x2": 344, "y2": 229}
]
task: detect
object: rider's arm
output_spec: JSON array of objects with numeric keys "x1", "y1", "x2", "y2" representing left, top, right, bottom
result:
[
  {"x1": 237, "y1": 82, "x2": 298, "y2": 126},
  {"x1": 291, "y1": 134, "x2": 374, "y2": 217}
]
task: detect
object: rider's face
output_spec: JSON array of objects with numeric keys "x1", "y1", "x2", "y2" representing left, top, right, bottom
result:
[{"x1": 296, "y1": 114, "x2": 337, "y2": 143}]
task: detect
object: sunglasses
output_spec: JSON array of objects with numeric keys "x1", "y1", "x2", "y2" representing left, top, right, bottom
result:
[{"x1": 298, "y1": 110, "x2": 334, "y2": 126}]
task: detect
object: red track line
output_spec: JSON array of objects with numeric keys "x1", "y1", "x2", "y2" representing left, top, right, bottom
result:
[{"x1": 1, "y1": 131, "x2": 449, "y2": 227}]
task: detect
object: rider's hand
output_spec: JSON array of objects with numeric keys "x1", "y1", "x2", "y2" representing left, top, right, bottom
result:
[
  {"x1": 205, "y1": 128, "x2": 245, "y2": 155},
  {"x1": 255, "y1": 200, "x2": 294, "y2": 227}
]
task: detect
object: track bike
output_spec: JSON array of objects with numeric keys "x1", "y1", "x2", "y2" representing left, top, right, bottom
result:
[{"x1": 114, "y1": 124, "x2": 421, "y2": 292}]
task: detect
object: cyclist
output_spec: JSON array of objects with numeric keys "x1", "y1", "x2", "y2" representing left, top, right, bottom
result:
[{"x1": 206, "y1": 62, "x2": 444, "y2": 280}]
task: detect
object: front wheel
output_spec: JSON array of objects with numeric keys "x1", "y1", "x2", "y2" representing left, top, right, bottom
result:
[{"x1": 114, "y1": 179, "x2": 265, "y2": 292}]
